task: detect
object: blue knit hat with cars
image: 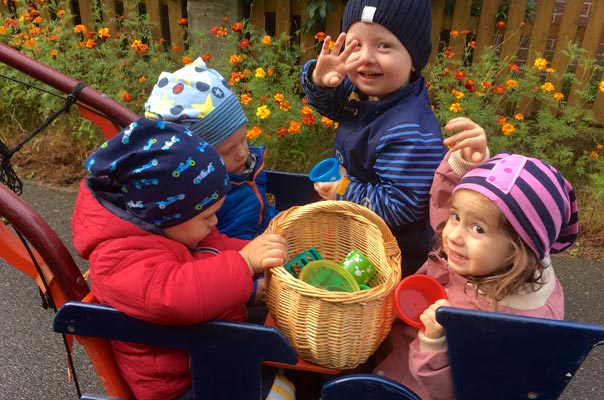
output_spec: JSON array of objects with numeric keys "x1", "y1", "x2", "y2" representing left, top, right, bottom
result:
[{"x1": 85, "y1": 117, "x2": 230, "y2": 228}]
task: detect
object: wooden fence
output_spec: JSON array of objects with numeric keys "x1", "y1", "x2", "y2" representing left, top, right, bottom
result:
[{"x1": 10, "y1": 0, "x2": 604, "y2": 122}]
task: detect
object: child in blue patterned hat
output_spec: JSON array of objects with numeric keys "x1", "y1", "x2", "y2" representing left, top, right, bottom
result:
[
  {"x1": 71, "y1": 118, "x2": 295, "y2": 400},
  {"x1": 145, "y1": 58, "x2": 277, "y2": 306}
]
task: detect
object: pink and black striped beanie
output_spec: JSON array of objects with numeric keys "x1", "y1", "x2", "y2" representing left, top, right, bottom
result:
[{"x1": 455, "y1": 152, "x2": 578, "y2": 260}]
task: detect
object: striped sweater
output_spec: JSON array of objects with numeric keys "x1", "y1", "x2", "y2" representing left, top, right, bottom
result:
[{"x1": 302, "y1": 60, "x2": 447, "y2": 273}]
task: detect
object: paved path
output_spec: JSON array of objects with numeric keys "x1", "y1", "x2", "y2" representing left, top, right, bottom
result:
[{"x1": 1, "y1": 181, "x2": 603, "y2": 399}]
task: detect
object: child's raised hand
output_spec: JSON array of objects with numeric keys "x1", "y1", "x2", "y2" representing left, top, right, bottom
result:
[
  {"x1": 239, "y1": 233, "x2": 287, "y2": 274},
  {"x1": 419, "y1": 298, "x2": 451, "y2": 339},
  {"x1": 312, "y1": 33, "x2": 358, "y2": 88},
  {"x1": 314, "y1": 181, "x2": 339, "y2": 200},
  {"x1": 443, "y1": 117, "x2": 488, "y2": 163}
]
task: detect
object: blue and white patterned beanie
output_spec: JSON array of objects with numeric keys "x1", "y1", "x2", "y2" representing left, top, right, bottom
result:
[
  {"x1": 85, "y1": 118, "x2": 230, "y2": 228},
  {"x1": 144, "y1": 57, "x2": 248, "y2": 147}
]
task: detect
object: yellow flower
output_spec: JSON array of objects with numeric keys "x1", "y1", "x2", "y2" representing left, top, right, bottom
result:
[
  {"x1": 451, "y1": 89, "x2": 464, "y2": 99},
  {"x1": 449, "y1": 102, "x2": 462, "y2": 113},
  {"x1": 534, "y1": 57, "x2": 547, "y2": 71},
  {"x1": 541, "y1": 82, "x2": 555, "y2": 92},
  {"x1": 261, "y1": 35, "x2": 272, "y2": 45},
  {"x1": 501, "y1": 123, "x2": 515, "y2": 136},
  {"x1": 553, "y1": 92, "x2": 564, "y2": 101},
  {"x1": 98, "y1": 27, "x2": 110, "y2": 40},
  {"x1": 255, "y1": 67, "x2": 266, "y2": 78},
  {"x1": 256, "y1": 105, "x2": 271, "y2": 119},
  {"x1": 505, "y1": 79, "x2": 518, "y2": 89},
  {"x1": 247, "y1": 126, "x2": 262, "y2": 140},
  {"x1": 599, "y1": 80, "x2": 604, "y2": 92},
  {"x1": 546, "y1": 67, "x2": 555, "y2": 74}
]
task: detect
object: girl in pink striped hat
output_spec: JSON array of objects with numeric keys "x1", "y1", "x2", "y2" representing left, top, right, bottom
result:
[{"x1": 373, "y1": 117, "x2": 579, "y2": 400}]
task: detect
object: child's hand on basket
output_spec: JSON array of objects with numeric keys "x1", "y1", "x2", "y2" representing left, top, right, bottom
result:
[{"x1": 239, "y1": 233, "x2": 287, "y2": 275}]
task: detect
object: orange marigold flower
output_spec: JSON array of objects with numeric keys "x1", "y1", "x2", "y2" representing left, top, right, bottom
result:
[
  {"x1": 261, "y1": 35, "x2": 272, "y2": 45},
  {"x1": 288, "y1": 120, "x2": 302, "y2": 134},
  {"x1": 172, "y1": 45, "x2": 180, "y2": 53},
  {"x1": 501, "y1": 123, "x2": 515, "y2": 136},
  {"x1": 461, "y1": 29, "x2": 472, "y2": 35},
  {"x1": 122, "y1": 92, "x2": 132, "y2": 102},
  {"x1": 505, "y1": 79, "x2": 518, "y2": 89},
  {"x1": 138, "y1": 76, "x2": 146, "y2": 84},
  {"x1": 74, "y1": 24, "x2": 87, "y2": 34},
  {"x1": 274, "y1": 93, "x2": 285, "y2": 103},
  {"x1": 546, "y1": 67, "x2": 554, "y2": 74},
  {"x1": 496, "y1": 21, "x2": 505, "y2": 29},
  {"x1": 277, "y1": 126, "x2": 287, "y2": 138},
  {"x1": 590, "y1": 151, "x2": 599, "y2": 158},
  {"x1": 229, "y1": 71, "x2": 243, "y2": 85},
  {"x1": 0, "y1": 26, "x2": 7, "y2": 35},
  {"x1": 454, "y1": 70, "x2": 466, "y2": 81},
  {"x1": 467, "y1": 40, "x2": 476, "y2": 49},
  {"x1": 239, "y1": 39, "x2": 251, "y2": 49},
  {"x1": 83, "y1": 38, "x2": 96, "y2": 49},
  {"x1": 229, "y1": 54, "x2": 242, "y2": 65},
  {"x1": 247, "y1": 126, "x2": 262, "y2": 140},
  {"x1": 464, "y1": 79, "x2": 476, "y2": 92},
  {"x1": 443, "y1": 47, "x2": 454, "y2": 58},
  {"x1": 177, "y1": 18, "x2": 188, "y2": 26},
  {"x1": 509, "y1": 64, "x2": 520, "y2": 72},
  {"x1": 57, "y1": 9, "x2": 65, "y2": 17},
  {"x1": 497, "y1": 115, "x2": 507, "y2": 125},
  {"x1": 494, "y1": 85, "x2": 505, "y2": 95},
  {"x1": 232, "y1": 22, "x2": 243, "y2": 32},
  {"x1": 267, "y1": 67, "x2": 274, "y2": 77},
  {"x1": 202, "y1": 52, "x2": 212, "y2": 62},
  {"x1": 33, "y1": 16, "x2": 42, "y2": 24},
  {"x1": 240, "y1": 93, "x2": 253, "y2": 105},
  {"x1": 450, "y1": 30, "x2": 459, "y2": 38},
  {"x1": 321, "y1": 116, "x2": 334, "y2": 128},
  {"x1": 279, "y1": 101, "x2": 291, "y2": 112},
  {"x1": 49, "y1": 49, "x2": 58, "y2": 57},
  {"x1": 514, "y1": 113, "x2": 524, "y2": 121},
  {"x1": 314, "y1": 31, "x2": 326, "y2": 41},
  {"x1": 596, "y1": 143, "x2": 603, "y2": 150},
  {"x1": 451, "y1": 89, "x2": 464, "y2": 99},
  {"x1": 553, "y1": 92, "x2": 564, "y2": 100},
  {"x1": 182, "y1": 56, "x2": 192, "y2": 65}
]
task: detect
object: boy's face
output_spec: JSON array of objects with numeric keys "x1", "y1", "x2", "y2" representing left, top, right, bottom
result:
[
  {"x1": 162, "y1": 198, "x2": 225, "y2": 248},
  {"x1": 215, "y1": 125, "x2": 249, "y2": 174},
  {"x1": 345, "y1": 21, "x2": 414, "y2": 100}
]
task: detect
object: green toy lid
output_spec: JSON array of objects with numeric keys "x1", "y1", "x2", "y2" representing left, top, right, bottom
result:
[{"x1": 299, "y1": 260, "x2": 360, "y2": 292}]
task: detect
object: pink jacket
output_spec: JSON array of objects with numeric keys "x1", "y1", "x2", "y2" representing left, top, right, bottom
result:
[
  {"x1": 373, "y1": 151, "x2": 565, "y2": 400},
  {"x1": 72, "y1": 178, "x2": 253, "y2": 400}
]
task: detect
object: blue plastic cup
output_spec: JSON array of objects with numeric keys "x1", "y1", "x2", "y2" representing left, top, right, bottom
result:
[{"x1": 309, "y1": 158, "x2": 341, "y2": 182}]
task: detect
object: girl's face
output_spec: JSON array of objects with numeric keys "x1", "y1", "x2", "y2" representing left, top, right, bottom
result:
[
  {"x1": 441, "y1": 190, "x2": 512, "y2": 277},
  {"x1": 345, "y1": 21, "x2": 414, "y2": 101},
  {"x1": 162, "y1": 198, "x2": 224, "y2": 248},
  {"x1": 215, "y1": 125, "x2": 249, "y2": 174}
]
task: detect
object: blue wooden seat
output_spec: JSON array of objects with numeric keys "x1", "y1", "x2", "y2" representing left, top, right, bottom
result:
[
  {"x1": 321, "y1": 374, "x2": 421, "y2": 400},
  {"x1": 436, "y1": 306, "x2": 604, "y2": 399},
  {"x1": 54, "y1": 301, "x2": 297, "y2": 400}
]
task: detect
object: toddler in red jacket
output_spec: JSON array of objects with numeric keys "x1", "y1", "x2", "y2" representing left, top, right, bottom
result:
[{"x1": 72, "y1": 118, "x2": 295, "y2": 400}]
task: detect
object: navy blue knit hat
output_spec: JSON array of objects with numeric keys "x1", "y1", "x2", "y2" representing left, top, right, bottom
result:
[
  {"x1": 85, "y1": 118, "x2": 230, "y2": 228},
  {"x1": 144, "y1": 57, "x2": 248, "y2": 147},
  {"x1": 342, "y1": 0, "x2": 433, "y2": 71}
]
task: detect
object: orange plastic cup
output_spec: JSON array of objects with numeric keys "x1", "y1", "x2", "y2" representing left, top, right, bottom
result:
[{"x1": 395, "y1": 275, "x2": 447, "y2": 329}]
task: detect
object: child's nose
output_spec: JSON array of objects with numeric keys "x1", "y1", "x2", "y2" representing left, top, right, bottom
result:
[{"x1": 357, "y1": 47, "x2": 376, "y2": 64}]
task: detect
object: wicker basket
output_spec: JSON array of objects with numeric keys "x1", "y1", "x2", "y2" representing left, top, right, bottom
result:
[{"x1": 265, "y1": 200, "x2": 402, "y2": 369}]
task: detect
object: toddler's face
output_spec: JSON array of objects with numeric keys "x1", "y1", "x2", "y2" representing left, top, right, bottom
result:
[
  {"x1": 345, "y1": 21, "x2": 414, "y2": 100},
  {"x1": 215, "y1": 125, "x2": 249, "y2": 174},
  {"x1": 441, "y1": 190, "x2": 512, "y2": 277},
  {"x1": 162, "y1": 198, "x2": 225, "y2": 248}
]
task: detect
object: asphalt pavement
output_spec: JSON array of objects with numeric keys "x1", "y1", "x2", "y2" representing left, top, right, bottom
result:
[{"x1": 0, "y1": 181, "x2": 603, "y2": 399}]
